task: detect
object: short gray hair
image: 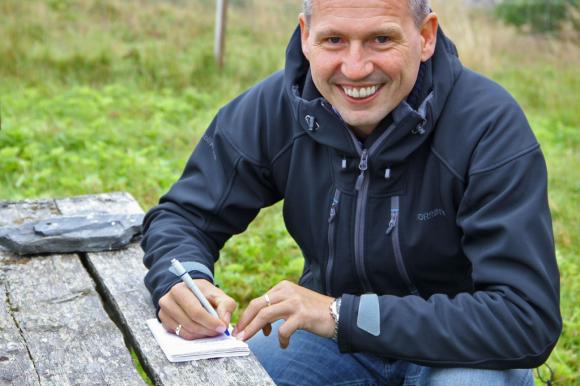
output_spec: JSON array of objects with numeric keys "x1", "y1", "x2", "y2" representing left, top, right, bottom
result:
[{"x1": 303, "y1": 0, "x2": 431, "y2": 27}]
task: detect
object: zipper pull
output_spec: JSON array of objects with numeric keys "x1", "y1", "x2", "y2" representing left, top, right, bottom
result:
[
  {"x1": 386, "y1": 208, "x2": 399, "y2": 234},
  {"x1": 384, "y1": 168, "x2": 391, "y2": 179},
  {"x1": 355, "y1": 149, "x2": 369, "y2": 191},
  {"x1": 328, "y1": 197, "x2": 339, "y2": 223},
  {"x1": 305, "y1": 115, "x2": 319, "y2": 131}
]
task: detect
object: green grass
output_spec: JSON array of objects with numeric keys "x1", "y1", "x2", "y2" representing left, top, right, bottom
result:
[{"x1": 0, "y1": 0, "x2": 578, "y2": 384}]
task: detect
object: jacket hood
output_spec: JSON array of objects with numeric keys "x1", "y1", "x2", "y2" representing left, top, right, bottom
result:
[{"x1": 283, "y1": 25, "x2": 463, "y2": 159}]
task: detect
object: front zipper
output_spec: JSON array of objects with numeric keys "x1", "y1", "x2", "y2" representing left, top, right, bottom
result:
[
  {"x1": 387, "y1": 195, "x2": 419, "y2": 295},
  {"x1": 347, "y1": 123, "x2": 397, "y2": 292},
  {"x1": 325, "y1": 189, "x2": 341, "y2": 295}
]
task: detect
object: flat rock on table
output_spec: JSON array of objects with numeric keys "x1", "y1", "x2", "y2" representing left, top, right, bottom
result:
[{"x1": 0, "y1": 213, "x2": 144, "y2": 255}]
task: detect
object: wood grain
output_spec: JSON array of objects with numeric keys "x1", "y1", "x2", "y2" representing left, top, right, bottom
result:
[{"x1": 0, "y1": 269, "x2": 39, "y2": 386}]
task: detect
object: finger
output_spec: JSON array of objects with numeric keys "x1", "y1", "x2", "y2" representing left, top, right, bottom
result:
[
  {"x1": 278, "y1": 318, "x2": 301, "y2": 349},
  {"x1": 160, "y1": 310, "x2": 179, "y2": 334},
  {"x1": 238, "y1": 302, "x2": 290, "y2": 342},
  {"x1": 173, "y1": 284, "x2": 226, "y2": 334},
  {"x1": 235, "y1": 292, "x2": 276, "y2": 335},
  {"x1": 262, "y1": 323, "x2": 272, "y2": 337},
  {"x1": 162, "y1": 286, "x2": 223, "y2": 336},
  {"x1": 159, "y1": 302, "x2": 219, "y2": 338},
  {"x1": 159, "y1": 310, "x2": 210, "y2": 340},
  {"x1": 212, "y1": 294, "x2": 237, "y2": 326},
  {"x1": 194, "y1": 280, "x2": 236, "y2": 330}
]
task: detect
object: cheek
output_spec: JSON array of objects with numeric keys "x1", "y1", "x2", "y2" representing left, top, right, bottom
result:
[
  {"x1": 310, "y1": 54, "x2": 340, "y2": 82},
  {"x1": 374, "y1": 51, "x2": 407, "y2": 77}
]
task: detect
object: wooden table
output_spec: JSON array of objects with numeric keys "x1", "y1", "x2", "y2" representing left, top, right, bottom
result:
[{"x1": 0, "y1": 192, "x2": 274, "y2": 385}]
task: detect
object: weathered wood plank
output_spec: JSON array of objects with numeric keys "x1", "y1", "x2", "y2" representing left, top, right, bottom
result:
[
  {"x1": 0, "y1": 269, "x2": 39, "y2": 386},
  {"x1": 58, "y1": 193, "x2": 275, "y2": 385},
  {"x1": 0, "y1": 198, "x2": 52, "y2": 385},
  {"x1": 0, "y1": 198, "x2": 145, "y2": 385},
  {"x1": 86, "y1": 246, "x2": 275, "y2": 386},
  {"x1": 56, "y1": 192, "x2": 143, "y2": 216},
  {"x1": 3, "y1": 253, "x2": 145, "y2": 385}
]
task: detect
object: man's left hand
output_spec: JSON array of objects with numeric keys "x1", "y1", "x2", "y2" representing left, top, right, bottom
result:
[{"x1": 233, "y1": 280, "x2": 335, "y2": 348}]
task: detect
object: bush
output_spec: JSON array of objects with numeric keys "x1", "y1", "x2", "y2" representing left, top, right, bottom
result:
[{"x1": 495, "y1": 0, "x2": 579, "y2": 33}]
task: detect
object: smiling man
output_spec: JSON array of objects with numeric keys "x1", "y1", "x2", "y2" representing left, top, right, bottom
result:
[{"x1": 142, "y1": 0, "x2": 561, "y2": 385}]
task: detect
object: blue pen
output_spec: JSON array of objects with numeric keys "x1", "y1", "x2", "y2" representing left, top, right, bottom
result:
[{"x1": 170, "y1": 258, "x2": 230, "y2": 336}]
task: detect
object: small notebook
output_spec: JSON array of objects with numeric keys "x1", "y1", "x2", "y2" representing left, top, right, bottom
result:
[{"x1": 146, "y1": 319, "x2": 250, "y2": 362}]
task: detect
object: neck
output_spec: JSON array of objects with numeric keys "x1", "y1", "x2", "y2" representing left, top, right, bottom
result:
[{"x1": 350, "y1": 124, "x2": 377, "y2": 140}]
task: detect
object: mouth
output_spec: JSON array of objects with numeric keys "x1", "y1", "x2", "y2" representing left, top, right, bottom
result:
[{"x1": 340, "y1": 84, "x2": 382, "y2": 100}]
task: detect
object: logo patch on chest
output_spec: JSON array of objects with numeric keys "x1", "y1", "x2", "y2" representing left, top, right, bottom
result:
[{"x1": 417, "y1": 208, "x2": 446, "y2": 222}]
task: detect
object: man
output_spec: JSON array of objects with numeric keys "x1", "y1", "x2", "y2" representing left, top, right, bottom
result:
[{"x1": 142, "y1": 0, "x2": 562, "y2": 384}]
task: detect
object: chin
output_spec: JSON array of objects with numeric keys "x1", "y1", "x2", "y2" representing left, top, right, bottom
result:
[{"x1": 342, "y1": 116, "x2": 380, "y2": 130}]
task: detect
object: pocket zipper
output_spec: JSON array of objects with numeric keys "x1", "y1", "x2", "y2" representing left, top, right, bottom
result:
[
  {"x1": 325, "y1": 189, "x2": 341, "y2": 295},
  {"x1": 388, "y1": 196, "x2": 419, "y2": 295}
]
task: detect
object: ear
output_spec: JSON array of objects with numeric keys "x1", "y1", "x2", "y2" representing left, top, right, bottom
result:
[
  {"x1": 299, "y1": 13, "x2": 311, "y2": 60},
  {"x1": 419, "y1": 13, "x2": 438, "y2": 62}
]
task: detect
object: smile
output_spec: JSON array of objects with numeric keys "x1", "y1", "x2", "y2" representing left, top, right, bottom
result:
[{"x1": 341, "y1": 85, "x2": 380, "y2": 99}]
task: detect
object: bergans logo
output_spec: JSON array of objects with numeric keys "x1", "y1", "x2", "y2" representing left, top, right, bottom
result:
[{"x1": 417, "y1": 208, "x2": 446, "y2": 222}]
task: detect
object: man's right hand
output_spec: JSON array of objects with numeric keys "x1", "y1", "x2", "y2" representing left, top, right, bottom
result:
[{"x1": 158, "y1": 279, "x2": 237, "y2": 340}]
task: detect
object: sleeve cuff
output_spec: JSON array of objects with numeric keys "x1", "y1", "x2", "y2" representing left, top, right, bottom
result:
[{"x1": 337, "y1": 293, "x2": 359, "y2": 353}]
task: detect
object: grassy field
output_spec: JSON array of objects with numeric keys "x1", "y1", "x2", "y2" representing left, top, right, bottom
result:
[{"x1": 0, "y1": 0, "x2": 578, "y2": 384}]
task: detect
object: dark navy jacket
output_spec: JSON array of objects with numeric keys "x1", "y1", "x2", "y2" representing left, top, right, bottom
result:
[{"x1": 142, "y1": 27, "x2": 561, "y2": 369}]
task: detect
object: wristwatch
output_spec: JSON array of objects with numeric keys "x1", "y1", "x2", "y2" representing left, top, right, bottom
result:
[{"x1": 330, "y1": 297, "x2": 341, "y2": 341}]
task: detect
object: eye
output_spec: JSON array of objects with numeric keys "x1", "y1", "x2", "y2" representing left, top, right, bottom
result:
[
  {"x1": 326, "y1": 36, "x2": 342, "y2": 44},
  {"x1": 374, "y1": 36, "x2": 390, "y2": 44}
]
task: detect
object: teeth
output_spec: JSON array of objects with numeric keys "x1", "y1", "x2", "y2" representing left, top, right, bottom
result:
[{"x1": 343, "y1": 85, "x2": 379, "y2": 99}]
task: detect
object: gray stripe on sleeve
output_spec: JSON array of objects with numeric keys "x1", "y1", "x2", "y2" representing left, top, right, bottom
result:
[
  {"x1": 169, "y1": 261, "x2": 214, "y2": 281},
  {"x1": 356, "y1": 293, "x2": 380, "y2": 336}
]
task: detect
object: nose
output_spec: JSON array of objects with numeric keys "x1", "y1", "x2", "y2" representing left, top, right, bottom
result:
[{"x1": 341, "y1": 43, "x2": 373, "y2": 80}]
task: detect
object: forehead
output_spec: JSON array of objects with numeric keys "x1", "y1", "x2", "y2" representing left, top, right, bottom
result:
[{"x1": 311, "y1": 0, "x2": 412, "y2": 21}]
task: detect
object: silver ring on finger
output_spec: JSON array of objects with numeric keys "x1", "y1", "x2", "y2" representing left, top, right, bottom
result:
[
  {"x1": 175, "y1": 324, "x2": 183, "y2": 337},
  {"x1": 263, "y1": 293, "x2": 272, "y2": 307}
]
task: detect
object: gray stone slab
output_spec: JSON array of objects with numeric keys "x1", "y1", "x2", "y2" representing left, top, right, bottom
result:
[
  {"x1": 0, "y1": 199, "x2": 59, "y2": 228},
  {"x1": 0, "y1": 213, "x2": 144, "y2": 255},
  {"x1": 57, "y1": 193, "x2": 275, "y2": 385}
]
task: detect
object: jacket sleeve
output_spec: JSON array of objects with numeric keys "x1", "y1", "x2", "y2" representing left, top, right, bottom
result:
[
  {"x1": 141, "y1": 110, "x2": 281, "y2": 313},
  {"x1": 338, "y1": 112, "x2": 562, "y2": 369}
]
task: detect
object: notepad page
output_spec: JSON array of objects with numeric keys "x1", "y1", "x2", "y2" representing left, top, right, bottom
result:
[{"x1": 146, "y1": 318, "x2": 250, "y2": 362}]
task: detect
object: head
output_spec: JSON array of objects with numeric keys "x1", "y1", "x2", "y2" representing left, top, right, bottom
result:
[
  {"x1": 303, "y1": 0, "x2": 431, "y2": 28},
  {"x1": 299, "y1": 0, "x2": 438, "y2": 137}
]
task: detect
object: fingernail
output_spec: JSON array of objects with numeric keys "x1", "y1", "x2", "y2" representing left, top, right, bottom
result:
[
  {"x1": 215, "y1": 325, "x2": 226, "y2": 334},
  {"x1": 232, "y1": 325, "x2": 238, "y2": 335},
  {"x1": 236, "y1": 330, "x2": 246, "y2": 341}
]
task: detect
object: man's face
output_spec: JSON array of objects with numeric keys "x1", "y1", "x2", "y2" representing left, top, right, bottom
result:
[{"x1": 300, "y1": 0, "x2": 437, "y2": 136}]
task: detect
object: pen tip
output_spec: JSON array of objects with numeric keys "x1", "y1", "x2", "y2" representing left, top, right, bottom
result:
[{"x1": 224, "y1": 329, "x2": 230, "y2": 336}]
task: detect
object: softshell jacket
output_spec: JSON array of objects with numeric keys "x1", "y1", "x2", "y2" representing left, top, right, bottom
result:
[{"x1": 142, "y1": 27, "x2": 561, "y2": 369}]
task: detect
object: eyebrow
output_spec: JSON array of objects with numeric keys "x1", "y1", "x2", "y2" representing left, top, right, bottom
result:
[{"x1": 314, "y1": 25, "x2": 402, "y2": 39}]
